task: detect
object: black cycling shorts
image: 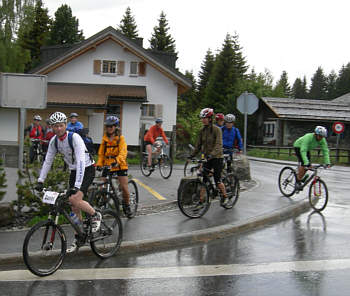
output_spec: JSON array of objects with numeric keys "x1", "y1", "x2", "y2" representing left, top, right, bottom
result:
[
  {"x1": 69, "y1": 165, "x2": 95, "y2": 195},
  {"x1": 203, "y1": 158, "x2": 223, "y2": 185},
  {"x1": 294, "y1": 147, "x2": 311, "y2": 166},
  {"x1": 102, "y1": 169, "x2": 128, "y2": 177}
]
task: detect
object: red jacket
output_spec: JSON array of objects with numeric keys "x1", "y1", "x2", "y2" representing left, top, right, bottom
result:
[
  {"x1": 144, "y1": 125, "x2": 168, "y2": 144},
  {"x1": 26, "y1": 124, "x2": 44, "y2": 140}
]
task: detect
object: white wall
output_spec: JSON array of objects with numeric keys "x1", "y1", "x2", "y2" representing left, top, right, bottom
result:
[
  {"x1": 121, "y1": 102, "x2": 141, "y2": 145},
  {"x1": 0, "y1": 108, "x2": 18, "y2": 143},
  {"x1": 47, "y1": 40, "x2": 178, "y2": 142}
]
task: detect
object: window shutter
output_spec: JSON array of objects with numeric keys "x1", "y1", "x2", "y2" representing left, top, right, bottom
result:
[
  {"x1": 117, "y1": 61, "x2": 125, "y2": 75},
  {"x1": 138, "y1": 62, "x2": 146, "y2": 76},
  {"x1": 93, "y1": 60, "x2": 101, "y2": 74},
  {"x1": 155, "y1": 104, "x2": 163, "y2": 118}
]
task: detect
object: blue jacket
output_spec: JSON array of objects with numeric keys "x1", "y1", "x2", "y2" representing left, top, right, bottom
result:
[
  {"x1": 222, "y1": 126, "x2": 243, "y2": 151},
  {"x1": 67, "y1": 121, "x2": 84, "y2": 133}
]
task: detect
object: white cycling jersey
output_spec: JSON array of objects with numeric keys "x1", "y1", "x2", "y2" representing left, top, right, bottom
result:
[{"x1": 38, "y1": 131, "x2": 94, "y2": 189}]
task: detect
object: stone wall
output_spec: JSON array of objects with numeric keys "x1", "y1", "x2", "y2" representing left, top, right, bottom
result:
[{"x1": 0, "y1": 145, "x2": 19, "y2": 168}]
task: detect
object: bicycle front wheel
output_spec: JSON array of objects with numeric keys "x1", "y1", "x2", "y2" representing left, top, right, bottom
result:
[
  {"x1": 89, "y1": 188, "x2": 118, "y2": 212},
  {"x1": 222, "y1": 173, "x2": 240, "y2": 209},
  {"x1": 125, "y1": 179, "x2": 139, "y2": 218},
  {"x1": 90, "y1": 209, "x2": 123, "y2": 259},
  {"x1": 309, "y1": 178, "x2": 328, "y2": 212},
  {"x1": 23, "y1": 220, "x2": 66, "y2": 277},
  {"x1": 140, "y1": 154, "x2": 152, "y2": 177},
  {"x1": 178, "y1": 180, "x2": 210, "y2": 218},
  {"x1": 159, "y1": 155, "x2": 173, "y2": 179},
  {"x1": 278, "y1": 166, "x2": 297, "y2": 197}
]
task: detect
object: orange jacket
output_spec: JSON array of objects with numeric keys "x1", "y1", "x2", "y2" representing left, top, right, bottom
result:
[
  {"x1": 144, "y1": 125, "x2": 169, "y2": 144},
  {"x1": 96, "y1": 134, "x2": 128, "y2": 171}
]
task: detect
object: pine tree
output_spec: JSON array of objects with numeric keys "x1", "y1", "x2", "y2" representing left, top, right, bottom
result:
[
  {"x1": 326, "y1": 70, "x2": 337, "y2": 100},
  {"x1": 335, "y1": 63, "x2": 350, "y2": 97},
  {"x1": 149, "y1": 11, "x2": 176, "y2": 54},
  {"x1": 21, "y1": 0, "x2": 51, "y2": 71},
  {"x1": 203, "y1": 33, "x2": 247, "y2": 112},
  {"x1": 309, "y1": 67, "x2": 327, "y2": 99},
  {"x1": 49, "y1": 4, "x2": 84, "y2": 45},
  {"x1": 177, "y1": 71, "x2": 197, "y2": 117},
  {"x1": 197, "y1": 49, "x2": 215, "y2": 104},
  {"x1": 117, "y1": 6, "x2": 138, "y2": 39},
  {"x1": 274, "y1": 71, "x2": 291, "y2": 97}
]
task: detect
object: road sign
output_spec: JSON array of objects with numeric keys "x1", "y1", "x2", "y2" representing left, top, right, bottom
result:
[
  {"x1": 332, "y1": 122, "x2": 345, "y2": 134},
  {"x1": 237, "y1": 92, "x2": 259, "y2": 115}
]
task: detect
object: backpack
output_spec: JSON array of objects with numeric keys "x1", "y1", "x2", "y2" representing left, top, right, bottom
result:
[{"x1": 54, "y1": 131, "x2": 93, "y2": 162}]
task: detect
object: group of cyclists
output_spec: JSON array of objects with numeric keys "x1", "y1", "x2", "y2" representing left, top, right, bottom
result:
[{"x1": 27, "y1": 104, "x2": 331, "y2": 253}]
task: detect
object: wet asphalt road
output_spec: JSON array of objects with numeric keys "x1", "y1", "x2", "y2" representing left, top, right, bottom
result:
[{"x1": 1, "y1": 160, "x2": 350, "y2": 295}]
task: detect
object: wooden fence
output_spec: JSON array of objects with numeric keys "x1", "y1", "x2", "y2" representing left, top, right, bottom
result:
[{"x1": 247, "y1": 145, "x2": 350, "y2": 164}]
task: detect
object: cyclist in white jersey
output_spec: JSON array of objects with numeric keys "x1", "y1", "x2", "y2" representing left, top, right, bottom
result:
[{"x1": 36, "y1": 111, "x2": 101, "y2": 253}]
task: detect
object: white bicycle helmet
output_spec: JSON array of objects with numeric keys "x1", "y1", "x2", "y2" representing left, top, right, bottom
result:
[
  {"x1": 224, "y1": 114, "x2": 236, "y2": 123},
  {"x1": 33, "y1": 115, "x2": 42, "y2": 121},
  {"x1": 199, "y1": 108, "x2": 214, "y2": 118},
  {"x1": 50, "y1": 112, "x2": 67, "y2": 124},
  {"x1": 314, "y1": 126, "x2": 327, "y2": 137}
]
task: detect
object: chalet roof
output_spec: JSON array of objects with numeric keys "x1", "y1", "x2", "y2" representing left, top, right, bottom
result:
[
  {"x1": 332, "y1": 92, "x2": 350, "y2": 104},
  {"x1": 261, "y1": 97, "x2": 350, "y2": 122},
  {"x1": 30, "y1": 26, "x2": 191, "y2": 94},
  {"x1": 47, "y1": 83, "x2": 146, "y2": 106}
]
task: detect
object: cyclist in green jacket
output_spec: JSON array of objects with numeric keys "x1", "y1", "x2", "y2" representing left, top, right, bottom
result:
[{"x1": 293, "y1": 126, "x2": 331, "y2": 190}]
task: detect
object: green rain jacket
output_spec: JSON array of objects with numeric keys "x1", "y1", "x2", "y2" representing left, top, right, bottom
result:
[{"x1": 293, "y1": 133, "x2": 330, "y2": 165}]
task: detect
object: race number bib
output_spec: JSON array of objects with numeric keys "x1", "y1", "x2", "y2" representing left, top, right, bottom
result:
[{"x1": 42, "y1": 191, "x2": 59, "y2": 205}]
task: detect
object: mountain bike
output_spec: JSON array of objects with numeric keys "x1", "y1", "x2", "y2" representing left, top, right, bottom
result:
[
  {"x1": 140, "y1": 139, "x2": 173, "y2": 179},
  {"x1": 89, "y1": 165, "x2": 139, "y2": 218},
  {"x1": 178, "y1": 158, "x2": 239, "y2": 218},
  {"x1": 24, "y1": 139, "x2": 47, "y2": 165},
  {"x1": 23, "y1": 188, "x2": 123, "y2": 277},
  {"x1": 278, "y1": 164, "x2": 331, "y2": 212}
]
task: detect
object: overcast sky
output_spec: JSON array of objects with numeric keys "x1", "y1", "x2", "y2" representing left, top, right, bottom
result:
[{"x1": 45, "y1": 0, "x2": 350, "y2": 87}]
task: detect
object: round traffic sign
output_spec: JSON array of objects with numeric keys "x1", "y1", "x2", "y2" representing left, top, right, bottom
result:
[{"x1": 332, "y1": 122, "x2": 345, "y2": 134}]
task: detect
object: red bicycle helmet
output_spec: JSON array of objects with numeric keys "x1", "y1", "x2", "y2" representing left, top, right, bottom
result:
[{"x1": 199, "y1": 108, "x2": 214, "y2": 118}]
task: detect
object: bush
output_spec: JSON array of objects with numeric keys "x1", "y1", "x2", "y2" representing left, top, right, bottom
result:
[
  {"x1": 13, "y1": 154, "x2": 69, "y2": 216},
  {"x1": 0, "y1": 157, "x2": 6, "y2": 202}
]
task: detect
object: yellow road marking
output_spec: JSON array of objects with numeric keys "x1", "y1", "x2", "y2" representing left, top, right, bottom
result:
[{"x1": 132, "y1": 178, "x2": 167, "y2": 200}]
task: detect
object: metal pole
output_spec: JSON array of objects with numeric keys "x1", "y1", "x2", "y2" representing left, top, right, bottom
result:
[
  {"x1": 243, "y1": 91, "x2": 248, "y2": 155},
  {"x1": 336, "y1": 134, "x2": 340, "y2": 162},
  {"x1": 18, "y1": 108, "x2": 26, "y2": 170}
]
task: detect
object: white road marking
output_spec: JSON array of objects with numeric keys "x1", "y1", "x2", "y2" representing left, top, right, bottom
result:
[{"x1": 2, "y1": 258, "x2": 350, "y2": 281}]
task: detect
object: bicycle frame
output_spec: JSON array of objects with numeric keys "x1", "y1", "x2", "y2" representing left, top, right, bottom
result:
[{"x1": 298, "y1": 165, "x2": 323, "y2": 190}]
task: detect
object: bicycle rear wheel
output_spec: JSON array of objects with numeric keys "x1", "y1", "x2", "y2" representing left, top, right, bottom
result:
[
  {"x1": 140, "y1": 154, "x2": 152, "y2": 177},
  {"x1": 308, "y1": 178, "x2": 328, "y2": 212},
  {"x1": 178, "y1": 180, "x2": 210, "y2": 218},
  {"x1": 278, "y1": 166, "x2": 297, "y2": 197},
  {"x1": 159, "y1": 155, "x2": 173, "y2": 179},
  {"x1": 90, "y1": 209, "x2": 123, "y2": 259},
  {"x1": 222, "y1": 173, "x2": 240, "y2": 209},
  {"x1": 124, "y1": 179, "x2": 139, "y2": 218},
  {"x1": 23, "y1": 220, "x2": 66, "y2": 277}
]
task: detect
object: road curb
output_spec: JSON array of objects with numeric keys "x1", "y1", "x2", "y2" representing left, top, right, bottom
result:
[{"x1": 0, "y1": 197, "x2": 312, "y2": 265}]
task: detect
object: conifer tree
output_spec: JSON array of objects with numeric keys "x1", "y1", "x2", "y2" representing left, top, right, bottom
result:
[
  {"x1": 49, "y1": 4, "x2": 84, "y2": 45},
  {"x1": 335, "y1": 63, "x2": 350, "y2": 97},
  {"x1": 309, "y1": 67, "x2": 327, "y2": 99},
  {"x1": 203, "y1": 33, "x2": 247, "y2": 112},
  {"x1": 274, "y1": 71, "x2": 291, "y2": 98},
  {"x1": 117, "y1": 6, "x2": 139, "y2": 39},
  {"x1": 326, "y1": 70, "x2": 337, "y2": 100},
  {"x1": 197, "y1": 49, "x2": 215, "y2": 103},
  {"x1": 21, "y1": 0, "x2": 51, "y2": 71},
  {"x1": 149, "y1": 11, "x2": 176, "y2": 54}
]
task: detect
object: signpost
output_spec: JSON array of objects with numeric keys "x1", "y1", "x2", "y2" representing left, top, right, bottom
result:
[
  {"x1": 0, "y1": 73, "x2": 47, "y2": 169},
  {"x1": 236, "y1": 91, "x2": 259, "y2": 154},
  {"x1": 332, "y1": 122, "x2": 345, "y2": 161}
]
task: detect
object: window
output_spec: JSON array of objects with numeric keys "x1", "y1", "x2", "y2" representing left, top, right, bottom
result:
[
  {"x1": 102, "y1": 60, "x2": 116, "y2": 74},
  {"x1": 130, "y1": 62, "x2": 138, "y2": 76},
  {"x1": 141, "y1": 104, "x2": 155, "y2": 117},
  {"x1": 264, "y1": 122, "x2": 275, "y2": 138}
]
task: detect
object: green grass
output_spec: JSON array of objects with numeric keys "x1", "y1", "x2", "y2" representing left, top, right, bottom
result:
[{"x1": 27, "y1": 214, "x2": 69, "y2": 227}]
